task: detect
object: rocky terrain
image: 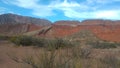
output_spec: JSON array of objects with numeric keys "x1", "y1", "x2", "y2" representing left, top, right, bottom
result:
[
  {"x1": 0, "y1": 13, "x2": 120, "y2": 42},
  {"x1": 0, "y1": 13, "x2": 120, "y2": 68},
  {"x1": 0, "y1": 13, "x2": 52, "y2": 26},
  {"x1": 0, "y1": 13, "x2": 51, "y2": 35}
]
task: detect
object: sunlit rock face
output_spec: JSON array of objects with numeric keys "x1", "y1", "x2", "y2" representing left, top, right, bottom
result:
[{"x1": 1, "y1": 13, "x2": 120, "y2": 42}]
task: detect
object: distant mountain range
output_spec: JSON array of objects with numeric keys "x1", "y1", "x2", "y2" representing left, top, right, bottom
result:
[
  {"x1": 0, "y1": 13, "x2": 120, "y2": 42},
  {"x1": 0, "y1": 13, "x2": 51, "y2": 26},
  {"x1": 0, "y1": 13, "x2": 120, "y2": 26}
]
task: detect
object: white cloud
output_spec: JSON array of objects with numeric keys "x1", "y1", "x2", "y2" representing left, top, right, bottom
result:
[
  {"x1": 61, "y1": 9, "x2": 120, "y2": 20},
  {"x1": 32, "y1": 7, "x2": 55, "y2": 17},
  {"x1": 86, "y1": 0, "x2": 120, "y2": 4},
  {"x1": 2, "y1": 0, "x2": 120, "y2": 20},
  {"x1": 0, "y1": 7, "x2": 6, "y2": 12},
  {"x1": 0, "y1": 7, "x2": 14, "y2": 14},
  {"x1": 58, "y1": 6, "x2": 120, "y2": 20},
  {"x1": 51, "y1": 0, "x2": 120, "y2": 20},
  {"x1": 2, "y1": 0, "x2": 54, "y2": 17},
  {"x1": 94, "y1": 10, "x2": 120, "y2": 19},
  {"x1": 2, "y1": 0, "x2": 82, "y2": 17},
  {"x1": 2, "y1": 0, "x2": 39, "y2": 8}
]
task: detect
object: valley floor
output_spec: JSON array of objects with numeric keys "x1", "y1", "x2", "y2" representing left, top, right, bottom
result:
[{"x1": 0, "y1": 41, "x2": 120, "y2": 68}]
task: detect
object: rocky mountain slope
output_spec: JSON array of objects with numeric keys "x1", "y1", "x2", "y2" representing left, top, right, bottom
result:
[
  {"x1": 81, "y1": 19, "x2": 120, "y2": 25},
  {"x1": 0, "y1": 13, "x2": 51, "y2": 26},
  {"x1": 1, "y1": 13, "x2": 120, "y2": 42},
  {"x1": 0, "y1": 13, "x2": 51, "y2": 35}
]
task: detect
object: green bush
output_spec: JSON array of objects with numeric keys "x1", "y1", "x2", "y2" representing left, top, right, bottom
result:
[
  {"x1": 10, "y1": 36, "x2": 33, "y2": 46},
  {"x1": 88, "y1": 41, "x2": 117, "y2": 49},
  {"x1": 46, "y1": 38, "x2": 73, "y2": 50},
  {"x1": 0, "y1": 35, "x2": 9, "y2": 40},
  {"x1": 99, "y1": 54, "x2": 120, "y2": 68},
  {"x1": 32, "y1": 38, "x2": 45, "y2": 47},
  {"x1": 72, "y1": 46, "x2": 92, "y2": 59},
  {"x1": 10, "y1": 36, "x2": 20, "y2": 46},
  {"x1": 10, "y1": 36, "x2": 74, "y2": 49}
]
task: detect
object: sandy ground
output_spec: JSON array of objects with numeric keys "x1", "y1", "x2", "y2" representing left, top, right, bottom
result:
[
  {"x1": 0, "y1": 41, "x2": 39, "y2": 68},
  {"x1": 0, "y1": 41, "x2": 120, "y2": 68}
]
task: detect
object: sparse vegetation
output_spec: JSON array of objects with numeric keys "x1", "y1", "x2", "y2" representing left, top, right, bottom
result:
[
  {"x1": 0, "y1": 35, "x2": 9, "y2": 40},
  {"x1": 10, "y1": 36, "x2": 34, "y2": 46},
  {"x1": 99, "y1": 54, "x2": 120, "y2": 68},
  {"x1": 8, "y1": 49, "x2": 74, "y2": 68},
  {"x1": 1, "y1": 13, "x2": 120, "y2": 68},
  {"x1": 46, "y1": 38, "x2": 74, "y2": 50},
  {"x1": 9, "y1": 36, "x2": 73, "y2": 50},
  {"x1": 1, "y1": 30, "x2": 120, "y2": 68},
  {"x1": 88, "y1": 41, "x2": 117, "y2": 49},
  {"x1": 8, "y1": 45, "x2": 120, "y2": 68},
  {"x1": 72, "y1": 46, "x2": 92, "y2": 59}
]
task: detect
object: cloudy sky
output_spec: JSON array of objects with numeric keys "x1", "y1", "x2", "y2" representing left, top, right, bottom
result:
[{"x1": 0, "y1": 0, "x2": 120, "y2": 22}]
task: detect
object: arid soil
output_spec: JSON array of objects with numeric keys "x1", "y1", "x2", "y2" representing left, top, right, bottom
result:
[
  {"x1": 0, "y1": 41, "x2": 38, "y2": 68},
  {"x1": 0, "y1": 41, "x2": 120, "y2": 68}
]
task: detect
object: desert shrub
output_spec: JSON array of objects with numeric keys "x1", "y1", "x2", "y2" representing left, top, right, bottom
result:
[
  {"x1": 72, "y1": 46, "x2": 92, "y2": 59},
  {"x1": 32, "y1": 38, "x2": 45, "y2": 47},
  {"x1": 0, "y1": 35, "x2": 9, "y2": 40},
  {"x1": 94, "y1": 42, "x2": 117, "y2": 49},
  {"x1": 114, "y1": 43, "x2": 120, "y2": 47},
  {"x1": 10, "y1": 36, "x2": 74, "y2": 49},
  {"x1": 10, "y1": 36, "x2": 33, "y2": 46},
  {"x1": 88, "y1": 41, "x2": 117, "y2": 49},
  {"x1": 10, "y1": 36, "x2": 45, "y2": 46},
  {"x1": 10, "y1": 36, "x2": 20, "y2": 45},
  {"x1": 46, "y1": 38, "x2": 73, "y2": 50},
  {"x1": 9, "y1": 49, "x2": 75, "y2": 68},
  {"x1": 99, "y1": 54, "x2": 120, "y2": 68}
]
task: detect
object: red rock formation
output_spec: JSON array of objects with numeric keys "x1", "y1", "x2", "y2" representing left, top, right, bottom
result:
[
  {"x1": 27, "y1": 24, "x2": 42, "y2": 32},
  {"x1": 1, "y1": 13, "x2": 120, "y2": 42},
  {"x1": 38, "y1": 24, "x2": 120, "y2": 42}
]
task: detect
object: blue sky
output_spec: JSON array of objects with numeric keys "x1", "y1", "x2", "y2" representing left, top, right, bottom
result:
[{"x1": 0, "y1": 0, "x2": 120, "y2": 22}]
